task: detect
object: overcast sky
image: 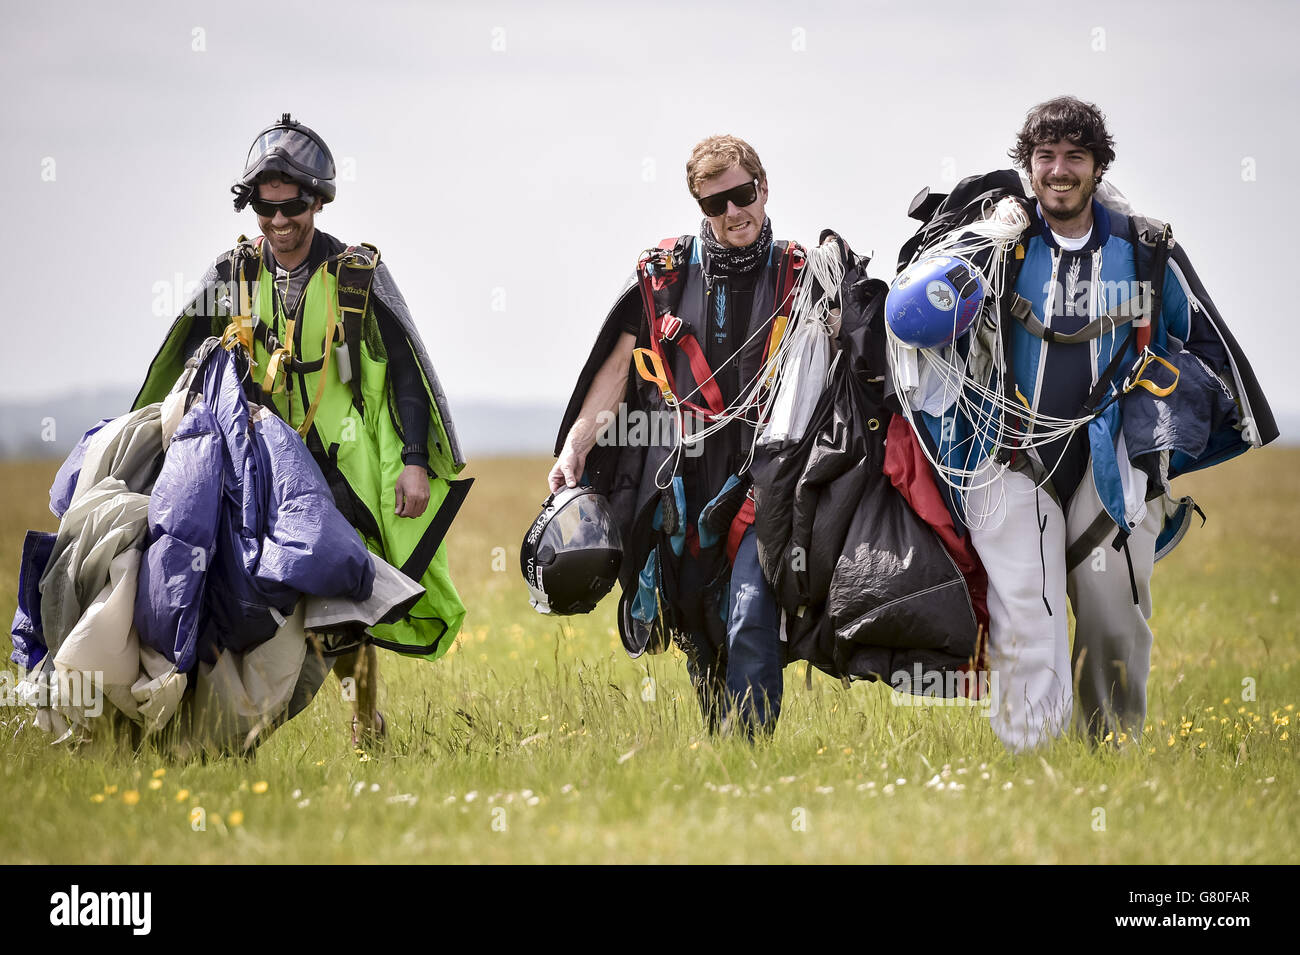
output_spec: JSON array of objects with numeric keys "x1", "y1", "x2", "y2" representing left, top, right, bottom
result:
[{"x1": 2, "y1": 0, "x2": 1296, "y2": 422}]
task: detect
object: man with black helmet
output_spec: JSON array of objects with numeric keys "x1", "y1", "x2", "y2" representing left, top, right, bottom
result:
[
  {"x1": 134, "y1": 115, "x2": 471, "y2": 746},
  {"x1": 550, "y1": 135, "x2": 802, "y2": 738}
]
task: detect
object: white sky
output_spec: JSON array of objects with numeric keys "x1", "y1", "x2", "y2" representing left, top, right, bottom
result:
[{"x1": 2, "y1": 0, "x2": 1296, "y2": 420}]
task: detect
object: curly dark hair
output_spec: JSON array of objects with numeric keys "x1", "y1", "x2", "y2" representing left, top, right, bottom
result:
[{"x1": 1009, "y1": 96, "x2": 1116, "y2": 178}]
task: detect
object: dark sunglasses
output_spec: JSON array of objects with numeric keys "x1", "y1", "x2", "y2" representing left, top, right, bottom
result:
[
  {"x1": 697, "y1": 178, "x2": 760, "y2": 217},
  {"x1": 249, "y1": 192, "x2": 317, "y2": 218}
]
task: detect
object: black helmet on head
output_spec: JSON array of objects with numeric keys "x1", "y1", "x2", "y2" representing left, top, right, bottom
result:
[
  {"x1": 232, "y1": 113, "x2": 336, "y2": 211},
  {"x1": 521, "y1": 487, "x2": 623, "y2": 615}
]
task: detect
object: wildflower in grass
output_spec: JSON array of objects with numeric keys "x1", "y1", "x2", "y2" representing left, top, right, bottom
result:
[
  {"x1": 1223, "y1": 698, "x2": 1231, "y2": 705},
  {"x1": 1281, "y1": 732, "x2": 1290, "y2": 740},
  {"x1": 104, "y1": 785, "x2": 117, "y2": 795},
  {"x1": 1198, "y1": 742, "x2": 1206, "y2": 749},
  {"x1": 148, "y1": 779, "x2": 162, "y2": 791},
  {"x1": 152, "y1": 768, "x2": 166, "y2": 779},
  {"x1": 228, "y1": 810, "x2": 244, "y2": 827},
  {"x1": 175, "y1": 789, "x2": 189, "y2": 802},
  {"x1": 1167, "y1": 735, "x2": 1175, "y2": 747},
  {"x1": 252, "y1": 781, "x2": 269, "y2": 794},
  {"x1": 90, "y1": 794, "x2": 105, "y2": 804},
  {"x1": 122, "y1": 790, "x2": 140, "y2": 806},
  {"x1": 1104, "y1": 732, "x2": 1114, "y2": 742},
  {"x1": 1002, "y1": 781, "x2": 1013, "y2": 790}
]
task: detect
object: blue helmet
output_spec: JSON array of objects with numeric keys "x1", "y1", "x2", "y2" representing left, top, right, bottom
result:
[{"x1": 885, "y1": 255, "x2": 985, "y2": 348}]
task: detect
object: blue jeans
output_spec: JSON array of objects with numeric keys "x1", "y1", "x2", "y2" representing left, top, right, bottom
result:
[{"x1": 678, "y1": 527, "x2": 783, "y2": 736}]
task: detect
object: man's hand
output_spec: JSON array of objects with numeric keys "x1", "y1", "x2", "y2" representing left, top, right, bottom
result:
[
  {"x1": 549, "y1": 439, "x2": 589, "y2": 493},
  {"x1": 395, "y1": 464, "x2": 430, "y2": 518}
]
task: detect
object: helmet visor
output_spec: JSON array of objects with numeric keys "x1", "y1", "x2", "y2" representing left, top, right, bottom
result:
[
  {"x1": 545, "y1": 494, "x2": 622, "y2": 555},
  {"x1": 244, "y1": 127, "x2": 333, "y2": 181}
]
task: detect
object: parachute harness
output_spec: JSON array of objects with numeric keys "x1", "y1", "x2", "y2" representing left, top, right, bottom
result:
[{"x1": 633, "y1": 240, "x2": 826, "y2": 491}]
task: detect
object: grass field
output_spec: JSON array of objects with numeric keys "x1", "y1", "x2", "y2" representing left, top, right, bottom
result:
[{"x1": 1, "y1": 448, "x2": 1297, "y2": 864}]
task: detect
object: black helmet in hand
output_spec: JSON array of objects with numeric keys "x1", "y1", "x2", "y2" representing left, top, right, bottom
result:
[
  {"x1": 521, "y1": 487, "x2": 623, "y2": 615},
  {"x1": 232, "y1": 113, "x2": 336, "y2": 211}
]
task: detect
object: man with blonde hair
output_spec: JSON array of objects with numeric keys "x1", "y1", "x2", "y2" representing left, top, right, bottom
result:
[{"x1": 550, "y1": 134, "x2": 800, "y2": 736}]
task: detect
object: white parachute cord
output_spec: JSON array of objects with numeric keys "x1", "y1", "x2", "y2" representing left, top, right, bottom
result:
[{"x1": 675, "y1": 242, "x2": 843, "y2": 460}]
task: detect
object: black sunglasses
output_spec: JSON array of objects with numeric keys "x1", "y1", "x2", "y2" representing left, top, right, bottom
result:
[
  {"x1": 249, "y1": 192, "x2": 317, "y2": 218},
  {"x1": 697, "y1": 178, "x2": 760, "y2": 217}
]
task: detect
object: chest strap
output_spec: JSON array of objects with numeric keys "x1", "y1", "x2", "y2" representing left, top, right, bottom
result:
[{"x1": 1007, "y1": 285, "x2": 1150, "y2": 345}]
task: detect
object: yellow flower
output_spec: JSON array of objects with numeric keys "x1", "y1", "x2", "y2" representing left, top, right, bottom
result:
[
  {"x1": 90, "y1": 793, "x2": 105, "y2": 804},
  {"x1": 227, "y1": 810, "x2": 244, "y2": 827},
  {"x1": 104, "y1": 785, "x2": 118, "y2": 795},
  {"x1": 1281, "y1": 732, "x2": 1289, "y2": 740},
  {"x1": 251, "y1": 781, "x2": 269, "y2": 795},
  {"x1": 175, "y1": 789, "x2": 190, "y2": 802},
  {"x1": 1118, "y1": 732, "x2": 1128, "y2": 743},
  {"x1": 152, "y1": 768, "x2": 166, "y2": 779},
  {"x1": 1287, "y1": 704, "x2": 1295, "y2": 712},
  {"x1": 148, "y1": 779, "x2": 163, "y2": 791},
  {"x1": 1222, "y1": 698, "x2": 1231, "y2": 705},
  {"x1": 122, "y1": 790, "x2": 140, "y2": 806},
  {"x1": 1198, "y1": 742, "x2": 1206, "y2": 749},
  {"x1": 842, "y1": 747, "x2": 853, "y2": 755},
  {"x1": 1167, "y1": 735, "x2": 1175, "y2": 747},
  {"x1": 1103, "y1": 732, "x2": 1114, "y2": 742}
]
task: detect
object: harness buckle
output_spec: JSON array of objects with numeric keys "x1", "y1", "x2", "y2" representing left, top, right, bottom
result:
[{"x1": 660, "y1": 313, "x2": 683, "y2": 342}]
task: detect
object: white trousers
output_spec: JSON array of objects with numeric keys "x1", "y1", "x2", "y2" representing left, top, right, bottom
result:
[{"x1": 967, "y1": 463, "x2": 1160, "y2": 752}]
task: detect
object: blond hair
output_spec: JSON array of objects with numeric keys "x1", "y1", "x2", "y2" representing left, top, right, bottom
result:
[{"x1": 685, "y1": 135, "x2": 767, "y2": 198}]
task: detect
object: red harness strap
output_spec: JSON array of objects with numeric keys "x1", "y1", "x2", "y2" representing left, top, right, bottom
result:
[
  {"x1": 636, "y1": 238, "x2": 806, "y2": 423},
  {"x1": 725, "y1": 494, "x2": 756, "y2": 564}
]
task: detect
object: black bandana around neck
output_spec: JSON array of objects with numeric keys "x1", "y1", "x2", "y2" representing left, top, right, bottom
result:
[{"x1": 699, "y1": 217, "x2": 773, "y2": 278}]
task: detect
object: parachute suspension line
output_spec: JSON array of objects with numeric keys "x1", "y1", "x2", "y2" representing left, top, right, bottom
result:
[
  {"x1": 662, "y1": 241, "x2": 843, "y2": 478},
  {"x1": 887, "y1": 197, "x2": 1102, "y2": 527}
]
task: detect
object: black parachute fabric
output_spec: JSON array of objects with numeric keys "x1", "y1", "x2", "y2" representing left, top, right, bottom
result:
[{"x1": 753, "y1": 236, "x2": 978, "y2": 685}]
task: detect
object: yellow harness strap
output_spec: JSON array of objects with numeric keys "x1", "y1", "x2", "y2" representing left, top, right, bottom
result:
[
  {"x1": 296, "y1": 290, "x2": 339, "y2": 439},
  {"x1": 1124, "y1": 349, "x2": 1180, "y2": 398},
  {"x1": 632, "y1": 347, "x2": 676, "y2": 406}
]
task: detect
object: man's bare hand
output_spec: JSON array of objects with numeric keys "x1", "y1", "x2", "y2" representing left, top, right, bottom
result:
[
  {"x1": 395, "y1": 464, "x2": 430, "y2": 518},
  {"x1": 548, "y1": 441, "x2": 588, "y2": 494}
]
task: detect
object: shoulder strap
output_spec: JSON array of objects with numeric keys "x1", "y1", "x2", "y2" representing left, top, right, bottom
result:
[
  {"x1": 1129, "y1": 217, "x2": 1173, "y2": 353},
  {"x1": 328, "y1": 242, "x2": 381, "y2": 415}
]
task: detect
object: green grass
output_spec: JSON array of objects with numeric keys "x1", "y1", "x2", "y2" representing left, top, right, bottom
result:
[{"x1": 1, "y1": 449, "x2": 1296, "y2": 863}]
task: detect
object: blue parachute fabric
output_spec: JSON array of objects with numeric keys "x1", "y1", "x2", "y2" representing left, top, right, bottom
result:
[{"x1": 9, "y1": 530, "x2": 56, "y2": 669}]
